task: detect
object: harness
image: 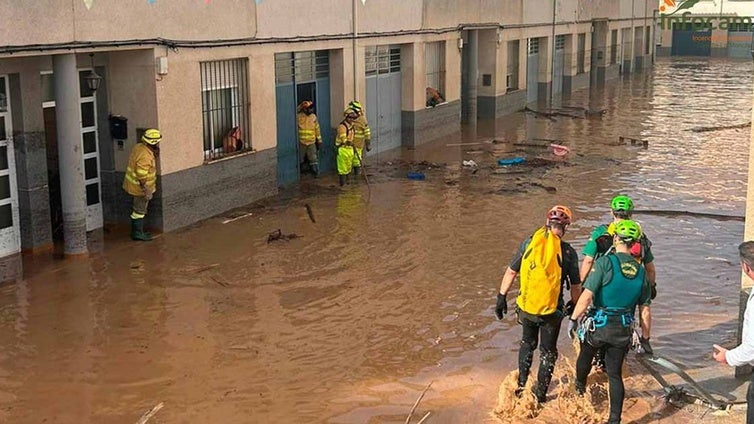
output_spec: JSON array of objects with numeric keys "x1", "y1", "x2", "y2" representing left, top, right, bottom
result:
[{"x1": 577, "y1": 306, "x2": 635, "y2": 343}]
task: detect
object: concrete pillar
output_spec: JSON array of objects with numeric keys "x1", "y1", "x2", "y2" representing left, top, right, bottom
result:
[
  {"x1": 461, "y1": 30, "x2": 478, "y2": 125},
  {"x1": 738, "y1": 82, "x2": 754, "y2": 377},
  {"x1": 52, "y1": 54, "x2": 88, "y2": 256}
]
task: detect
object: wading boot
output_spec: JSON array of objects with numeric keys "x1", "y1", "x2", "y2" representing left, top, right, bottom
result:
[
  {"x1": 353, "y1": 166, "x2": 361, "y2": 177},
  {"x1": 311, "y1": 164, "x2": 320, "y2": 178},
  {"x1": 338, "y1": 174, "x2": 346, "y2": 187},
  {"x1": 131, "y1": 218, "x2": 152, "y2": 241}
]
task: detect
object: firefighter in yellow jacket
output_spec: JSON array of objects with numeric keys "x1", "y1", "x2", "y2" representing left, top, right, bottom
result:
[
  {"x1": 297, "y1": 100, "x2": 322, "y2": 177},
  {"x1": 122, "y1": 129, "x2": 161, "y2": 241},
  {"x1": 336, "y1": 108, "x2": 358, "y2": 186},
  {"x1": 348, "y1": 100, "x2": 371, "y2": 175}
]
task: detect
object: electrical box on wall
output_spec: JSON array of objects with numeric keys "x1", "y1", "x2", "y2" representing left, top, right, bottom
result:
[
  {"x1": 109, "y1": 115, "x2": 128, "y2": 139},
  {"x1": 157, "y1": 57, "x2": 168, "y2": 75}
]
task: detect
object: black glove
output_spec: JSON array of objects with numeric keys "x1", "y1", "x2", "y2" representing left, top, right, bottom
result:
[
  {"x1": 315, "y1": 141, "x2": 321, "y2": 151},
  {"x1": 495, "y1": 293, "x2": 507, "y2": 320},
  {"x1": 650, "y1": 283, "x2": 657, "y2": 300},
  {"x1": 567, "y1": 319, "x2": 578, "y2": 340},
  {"x1": 639, "y1": 336, "x2": 653, "y2": 355},
  {"x1": 564, "y1": 300, "x2": 575, "y2": 317}
]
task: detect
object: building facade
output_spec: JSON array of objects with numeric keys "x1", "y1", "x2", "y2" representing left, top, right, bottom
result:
[{"x1": 0, "y1": 0, "x2": 656, "y2": 257}]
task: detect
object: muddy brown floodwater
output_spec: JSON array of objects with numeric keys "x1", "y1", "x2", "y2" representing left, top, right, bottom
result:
[{"x1": 0, "y1": 57, "x2": 752, "y2": 424}]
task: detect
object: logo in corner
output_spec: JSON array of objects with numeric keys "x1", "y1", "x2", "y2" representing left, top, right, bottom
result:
[{"x1": 660, "y1": 0, "x2": 701, "y2": 15}]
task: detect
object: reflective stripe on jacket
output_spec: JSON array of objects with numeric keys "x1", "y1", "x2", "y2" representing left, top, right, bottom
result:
[
  {"x1": 352, "y1": 114, "x2": 371, "y2": 148},
  {"x1": 297, "y1": 112, "x2": 321, "y2": 145},
  {"x1": 122, "y1": 143, "x2": 156, "y2": 196}
]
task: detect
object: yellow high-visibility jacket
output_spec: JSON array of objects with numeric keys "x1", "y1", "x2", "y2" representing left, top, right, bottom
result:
[
  {"x1": 122, "y1": 143, "x2": 157, "y2": 196},
  {"x1": 352, "y1": 114, "x2": 371, "y2": 149},
  {"x1": 336, "y1": 121, "x2": 355, "y2": 147},
  {"x1": 297, "y1": 112, "x2": 322, "y2": 145}
]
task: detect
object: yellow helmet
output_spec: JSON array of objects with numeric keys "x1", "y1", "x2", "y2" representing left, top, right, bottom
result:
[
  {"x1": 348, "y1": 100, "x2": 362, "y2": 113},
  {"x1": 141, "y1": 128, "x2": 162, "y2": 145}
]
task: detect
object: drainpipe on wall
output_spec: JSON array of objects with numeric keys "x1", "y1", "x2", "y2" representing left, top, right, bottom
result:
[
  {"x1": 352, "y1": 0, "x2": 358, "y2": 101},
  {"x1": 550, "y1": 0, "x2": 556, "y2": 106}
]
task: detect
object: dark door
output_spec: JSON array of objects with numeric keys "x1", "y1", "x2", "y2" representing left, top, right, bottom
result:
[{"x1": 43, "y1": 106, "x2": 63, "y2": 241}]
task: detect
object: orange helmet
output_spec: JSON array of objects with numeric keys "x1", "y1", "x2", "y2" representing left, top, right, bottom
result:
[{"x1": 547, "y1": 205, "x2": 572, "y2": 225}]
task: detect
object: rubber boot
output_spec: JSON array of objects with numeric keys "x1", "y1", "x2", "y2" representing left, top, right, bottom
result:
[
  {"x1": 131, "y1": 218, "x2": 152, "y2": 241},
  {"x1": 353, "y1": 166, "x2": 361, "y2": 176},
  {"x1": 311, "y1": 163, "x2": 320, "y2": 178},
  {"x1": 338, "y1": 174, "x2": 346, "y2": 187}
]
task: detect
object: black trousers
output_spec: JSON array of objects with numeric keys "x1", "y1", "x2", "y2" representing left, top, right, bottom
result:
[
  {"x1": 518, "y1": 312, "x2": 563, "y2": 400},
  {"x1": 746, "y1": 374, "x2": 754, "y2": 424},
  {"x1": 575, "y1": 324, "x2": 630, "y2": 424}
]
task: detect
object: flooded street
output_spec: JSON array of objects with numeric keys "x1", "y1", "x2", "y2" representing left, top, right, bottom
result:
[{"x1": 0, "y1": 57, "x2": 752, "y2": 423}]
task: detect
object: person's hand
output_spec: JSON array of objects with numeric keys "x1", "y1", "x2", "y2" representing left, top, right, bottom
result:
[
  {"x1": 494, "y1": 293, "x2": 507, "y2": 320},
  {"x1": 567, "y1": 319, "x2": 578, "y2": 340},
  {"x1": 316, "y1": 141, "x2": 322, "y2": 151},
  {"x1": 650, "y1": 282, "x2": 657, "y2": 300},
  {"x1": 639, "y1": 337, "x2": 653, "y2": 355},
  {"x1": 713, "y1": 344, "x2": 728, "y2": 364},
  {"x1": 142, "y1": 186, "x2": 154, "y2": 201},
  {"x1": 366, "y1": 141, "x2": 372, "y2": 152}
]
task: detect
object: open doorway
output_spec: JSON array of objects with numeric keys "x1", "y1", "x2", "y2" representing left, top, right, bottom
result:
[{"x1": 43, "y1": 106, "x2": 63, "y2": 241}]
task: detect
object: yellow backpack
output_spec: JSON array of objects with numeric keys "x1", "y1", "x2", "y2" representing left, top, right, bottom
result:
[{"x1": 516, "y1": 226, "x2": 563, "y2": 315}]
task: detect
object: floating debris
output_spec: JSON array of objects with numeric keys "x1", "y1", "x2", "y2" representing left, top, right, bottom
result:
[{"x1": 267, "y1": 229, "x2": 301, "y2": 243}]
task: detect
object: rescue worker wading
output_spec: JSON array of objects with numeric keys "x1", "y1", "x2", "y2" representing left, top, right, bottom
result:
[
  {"x1": 336, "y1": 108, "x2": 358, "y2": 186},
  {"x1": 495, "y1": 205, "x2": 582, "y2": 403},
  {"x1": 297, "y1": 100, "x2": 322, "y2": 177},
  {"x1": 122, "y1": 129, "x2": 161, "y2": 241},
  {"x1": 348, "y1": 100, "x2": 371, "y2": 175},
  {"x1": 580, "y1": 194, "x2": 657, "y2": 371},
  {"x1": 570, "y1": 219, "x2": 653, "y2": 424}
]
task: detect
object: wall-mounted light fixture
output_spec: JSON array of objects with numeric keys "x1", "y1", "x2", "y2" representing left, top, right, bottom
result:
[
  {"x1": 83, "y1": 53, "x2": 102, "y2": 92},
  {"x1": 458, "y1": 37, "x2": 464, "y2": 50},
  {"x1": 496, "y1": 29, "x2": 503, "y2": 47}
]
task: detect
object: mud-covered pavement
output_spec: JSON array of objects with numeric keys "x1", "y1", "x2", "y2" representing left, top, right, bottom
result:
[{"x1": 0, "y1": 58, "x2": 752, "y2": 423}]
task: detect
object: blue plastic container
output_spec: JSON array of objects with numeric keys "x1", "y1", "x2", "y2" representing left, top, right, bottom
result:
[
  {"x1": 407, "y1": 172, "x2": 426, "y2": 180},
  {"x1": 498, "y1": 157, "x2": 526, "y2": 166}
]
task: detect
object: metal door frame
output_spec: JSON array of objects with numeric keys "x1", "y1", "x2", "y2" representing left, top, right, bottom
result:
[
  {"x1": 365, "y1": 44, "x2": 401, "y2": 158},
  {"x1": 0, "y1": 75, "x2": 21, "y2": 256}
]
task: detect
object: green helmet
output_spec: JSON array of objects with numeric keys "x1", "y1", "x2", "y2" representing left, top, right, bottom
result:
[
  {"x1": 614, "y1": 219, "x2": 642, "y2": 242},
  {"x1": 610, "y1": 195, "x2": 634, "y2": 213}
]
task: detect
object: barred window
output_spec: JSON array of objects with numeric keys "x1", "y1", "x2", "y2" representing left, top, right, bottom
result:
[
  {"x1": 528, "y1": 38, "x2": 539, "y2": 55},
  {"x1": 200, "y1": 58, "x2": 250, "y2": 161},
  {"x1": 555, "y1": 35, "x2": 566, "y2": 50},
  {"x1": 610, "y1": 30, "x2": 618, "y2": 64},
  {"x1": 506, "y1": 40, "x2": 520, "y2": 92},
  {"x1": 366, "y1": 45, "x2": 401, "y2": 76},
  {"x1": 425, "y1": 41, "x2": 446, "y2": 104}
]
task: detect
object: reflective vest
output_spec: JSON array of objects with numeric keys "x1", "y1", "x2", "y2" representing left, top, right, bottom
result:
[
  {"x1": 122, "y1": 143, "x2": 156, "y2": 196},
  {"x1": 297, "y1": 112, "x2": 321, "y2": 145},
  {"x1": 352, "y1": 114, "x2": 371, "y2": 149},
  {"x1": 593, "y1": 254, "x2": 646, "y2": 310},
  {"x1": 336, "y1": 121, "x2": 355, "y2": 147}
]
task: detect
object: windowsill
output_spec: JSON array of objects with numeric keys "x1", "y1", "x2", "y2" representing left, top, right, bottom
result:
[
  {"x1": 204, "y1": 148, "x2": 257, "y2": 165},
  {"x1": 425, "y1": 101, "x2": 449, "y2": 109}
]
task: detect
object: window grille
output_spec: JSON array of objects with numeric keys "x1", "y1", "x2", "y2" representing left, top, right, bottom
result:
[{"x1": 200, "y1": 58, "x2": 251, "y2": 161}]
